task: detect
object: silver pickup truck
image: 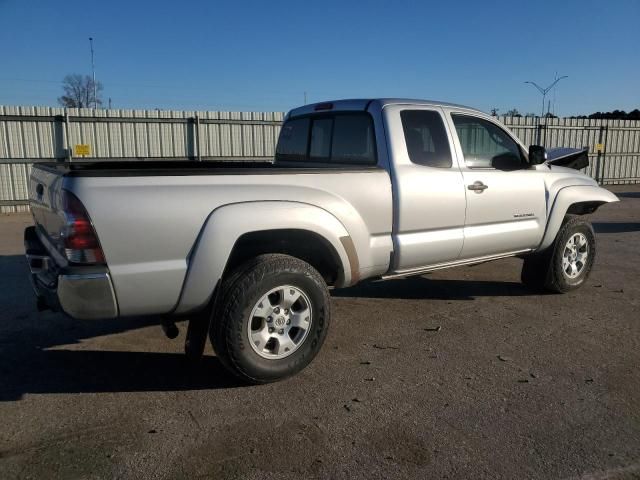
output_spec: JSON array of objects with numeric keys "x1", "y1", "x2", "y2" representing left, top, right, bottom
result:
[{"x1": 25, "y1": 98, "x2": 618, "y2": 383}]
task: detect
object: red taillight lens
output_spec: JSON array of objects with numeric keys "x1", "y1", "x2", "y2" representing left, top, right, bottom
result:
[
  {"x1": 68, "y1": 218, "x2": 94, "y2": 238},
  {"x1": 61, "y1": 190, "x2": 105, "y2": 264}
]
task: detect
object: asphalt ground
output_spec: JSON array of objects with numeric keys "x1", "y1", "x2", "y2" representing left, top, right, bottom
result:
[{"x1": 0, "y1": 186, "x2": 638, "y2": 479}]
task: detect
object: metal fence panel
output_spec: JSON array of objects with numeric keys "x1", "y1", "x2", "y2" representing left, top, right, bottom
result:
[
  {"x1": 0, "y1": 105, "x2": 638, "y2": 213},
  {"x1": 501, "y1": 116, "x2": 640, "y2": 184},
  {"x1": 0, "y1": 105, "x2": 285, "y2": 212}
]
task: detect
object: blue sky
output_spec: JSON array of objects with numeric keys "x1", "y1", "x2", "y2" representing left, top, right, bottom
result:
[{"x1": 0, "y1": 0, "x2": 638, "y2": 115}]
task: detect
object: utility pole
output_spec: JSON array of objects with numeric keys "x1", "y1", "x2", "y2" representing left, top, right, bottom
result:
[
  {"x1": 552, "y1": 72, "x2": 557, "y2": 115},
  {"x1": 89, "y1": 37, "x2": 97, "y2": 108},
  {"x1": 304, "y1": 91, "x2": 307, "y2": 105},
  {"x1": 524, "y1": 75, "x2": 568, "y2": 118}
]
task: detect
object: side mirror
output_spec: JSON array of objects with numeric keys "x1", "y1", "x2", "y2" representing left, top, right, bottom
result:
[{"x1": 529, "y1": 145, "x2": 547, "y2": 165}]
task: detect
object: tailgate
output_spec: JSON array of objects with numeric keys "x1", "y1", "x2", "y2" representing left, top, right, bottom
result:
[{"x1": 29, "y1": 165, "x2": 68, "y2": 258}]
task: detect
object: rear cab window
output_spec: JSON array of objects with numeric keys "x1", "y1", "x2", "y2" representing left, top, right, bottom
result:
[
  {"x1": 275, "y1": 117, "x2": 310, "y2": 162},
  {"x1": 276, "y1": 112, "x2": 376, "y2": 166}
]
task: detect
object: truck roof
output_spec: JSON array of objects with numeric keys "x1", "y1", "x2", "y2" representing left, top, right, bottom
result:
[{"x1": 288, "y1": 98, "x2": 484, "y2": 118}]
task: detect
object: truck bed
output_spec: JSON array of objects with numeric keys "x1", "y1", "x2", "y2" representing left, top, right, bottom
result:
[
  {"x1": 29, "y1": 161, "x2": 394, "y2": 316},
  {"x1": 36, "y1": 161, "x2": 383, "y2": 177}
]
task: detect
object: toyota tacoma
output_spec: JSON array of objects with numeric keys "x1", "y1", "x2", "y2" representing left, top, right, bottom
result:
[{"x1": 25, "y1": 98, "x2": 618, "y2": 383}]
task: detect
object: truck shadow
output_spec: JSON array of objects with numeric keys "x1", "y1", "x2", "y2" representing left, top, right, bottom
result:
[
  {"x1": 332, "y1": 276, "x2": 536, "y2": 301},
  {"x1": 0, "y1": 349, "x2": 243, "y2": 402},
  {"x1": 613, "y1": 191, "x2": 640, "y2": 199},
  {"x1": 0, "y1": 254, "x2": 243, "y2": 402},
  {"x1": 592, "y1": 222, "x2": 640, "y2": 233}
]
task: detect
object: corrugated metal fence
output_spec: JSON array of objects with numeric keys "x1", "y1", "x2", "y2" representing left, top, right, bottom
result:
[
  {"x1": 0, "y1": 105, "x2": 284, "y2": 212},
  {"x1": 500, "y1": 115, "x2": 640, "y2": 186},
  {"x1": 1, "y1": 105, "x2": 639, "y2": 213}
]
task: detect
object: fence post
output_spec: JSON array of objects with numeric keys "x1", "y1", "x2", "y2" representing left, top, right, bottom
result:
[
  {"x1": 536, "y1": 118, "x2": 548, "y2": 147},
  {"x1": 186, "y1": 116, "x2": 200, "y2": 161},
  {"x1": 595, "y1": 125, "x2": 604, "y2": 184},
  {"x1": 53, "y1": 115, "x2": 65, "y2": 162},
  {"x1": 64, "y1": 109, "x2": 72, "y2": 162},
  {"x1": 600, "y1": 125, "x2": 608, "y2": 184},
  {"x1": 196, "y1": 114, "x2": 201, "y2": 161}
]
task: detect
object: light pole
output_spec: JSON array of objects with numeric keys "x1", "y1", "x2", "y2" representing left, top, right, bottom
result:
[
  {"x1": 89, "y1": 37, "x2": 97, "y2": 108},
  {"x1": 525, "y1": 75, "x2": 568, "y2": 118}
]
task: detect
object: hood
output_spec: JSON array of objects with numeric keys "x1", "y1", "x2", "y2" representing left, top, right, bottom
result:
[{"x1": 546, "y1": 147, "x2": 590, "y2": 170}]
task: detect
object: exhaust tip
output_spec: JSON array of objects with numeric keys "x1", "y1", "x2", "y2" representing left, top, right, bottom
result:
[{"x1": 161, "y1": 322, "x2": 179, "y2": 339}]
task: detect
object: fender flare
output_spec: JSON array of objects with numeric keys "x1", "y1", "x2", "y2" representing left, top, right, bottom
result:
[
  {"x1": 174, "y1": 201, "x2": 354, "y2": 315},
  {"x1": 537, "y1": 185, "x2": 618, "y2": 251}
]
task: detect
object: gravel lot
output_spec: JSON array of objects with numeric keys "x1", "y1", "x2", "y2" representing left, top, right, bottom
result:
[{"x1": 0, "y1": 186, "x2": 638, "y2": 480}]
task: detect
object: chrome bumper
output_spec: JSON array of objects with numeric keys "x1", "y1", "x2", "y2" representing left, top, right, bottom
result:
[
  {"x1": 24, "y1": 226, "x2": 119, "y2": 320},
  {"x1": 57, "y1": 273, "x2": 118, "y2": 319}
]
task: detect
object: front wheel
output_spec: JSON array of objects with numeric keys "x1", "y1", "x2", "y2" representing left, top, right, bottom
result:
[
  {"x1": 521, "y1": 216, "x2": 596, "y2": 293},
  {"x1": 210, "y1": 254, "x2": 331, "y2": 384}
]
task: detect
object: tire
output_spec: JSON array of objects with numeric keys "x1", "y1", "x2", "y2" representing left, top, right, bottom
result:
[
  {"x1": 210, "y1": 254, "x2": 331, "y2": 384},
  {"x1": 521, "y1": 216, "x2": 596, "y2": 293}
]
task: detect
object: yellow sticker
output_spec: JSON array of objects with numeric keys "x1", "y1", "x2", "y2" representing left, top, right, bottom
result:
[
  {"x1": 74, "y1": 144, "x2": 91, "y2": 156},
  {"x1": 595, "y1": 143, "x2": 605, "y2": 153}
]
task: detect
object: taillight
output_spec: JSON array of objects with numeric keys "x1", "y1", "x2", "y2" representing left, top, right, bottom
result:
[{"x1": 61, "y1": 190, "x2": 105, "y2": 264}]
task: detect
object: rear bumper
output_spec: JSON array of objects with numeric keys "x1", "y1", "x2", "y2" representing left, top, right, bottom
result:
[{"x1": 24, "y1": 226, "x2": 118, "y2": 319}]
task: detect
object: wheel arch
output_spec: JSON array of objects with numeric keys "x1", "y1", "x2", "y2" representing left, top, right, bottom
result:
[
  {"x1": 537, "y1": 185, "x2": 618, "y2": 251},
  {"x1": 173, "y1": 201, "x2": 356, "y2": 315},
  {"x1": 224, "y1": 228, "x2": 346, "y2": 286}
]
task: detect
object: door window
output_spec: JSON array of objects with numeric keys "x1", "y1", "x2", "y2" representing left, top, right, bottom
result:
[{"x1": 452, "y1": 115, "x2": 525, "y2": 170}]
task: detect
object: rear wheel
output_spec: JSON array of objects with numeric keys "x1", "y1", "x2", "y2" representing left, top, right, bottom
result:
[{"x1": 210, "y1": 254, "x2": 330, "y2": 383}]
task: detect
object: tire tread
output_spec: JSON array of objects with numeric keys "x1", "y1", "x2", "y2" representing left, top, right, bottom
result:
[
  {"x1": 521, "y1": 215, "x2": 595, "y2": 293},
  {"x1": 211, "y1": 254, "x2": 329, "y2": 384}
]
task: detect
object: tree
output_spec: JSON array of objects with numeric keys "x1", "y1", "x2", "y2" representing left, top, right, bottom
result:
[
  {"x1": 58, "y1": 74, "x2": 103, "y2": 108},
  {"x1": 504, "y1": 108, "x2": 522, "y2": 117},
  {"x1": 571, "y1": 109, "x2": 640, "y2": 120},
  {"x1": 588, "y1": 109, "x2": 639, "y2": 120}
]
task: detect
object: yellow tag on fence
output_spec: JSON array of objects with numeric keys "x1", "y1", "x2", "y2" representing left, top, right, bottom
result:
[
  {"x1": 595, "y1": 143, "x2": 605, "y2": 153},
  {"x1": 74, "y1": 144, "x2": 91, "y2": 156}
]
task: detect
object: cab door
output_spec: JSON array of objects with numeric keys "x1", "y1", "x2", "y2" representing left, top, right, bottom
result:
[
  {"x1": 384, "y1": 105, "x2": 467, "y2": 272},
  {"x1": 444, "y1": 111, "x2": 547, "y2": 259}
]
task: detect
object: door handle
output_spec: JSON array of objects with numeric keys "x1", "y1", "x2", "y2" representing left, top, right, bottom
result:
[{"x1": 467, "y1": 181, "x2": 488, "y2": 193}]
